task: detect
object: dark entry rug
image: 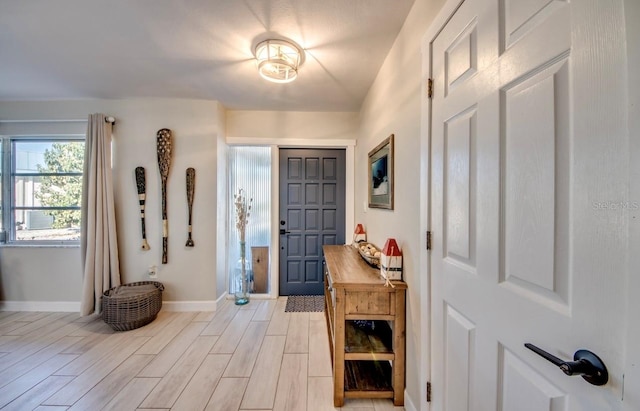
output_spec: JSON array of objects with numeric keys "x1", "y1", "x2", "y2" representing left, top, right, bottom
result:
[{"x1": 284, "y1": 295, "x2": 325, "y2": 312}]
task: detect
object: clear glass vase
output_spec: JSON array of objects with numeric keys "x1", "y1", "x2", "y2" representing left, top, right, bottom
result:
[{"x1": 234, "y1": 241, "x2": 250, "y2": 305}]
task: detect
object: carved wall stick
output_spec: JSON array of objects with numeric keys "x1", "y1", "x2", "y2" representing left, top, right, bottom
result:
[
  {"x1": 185, "y1": 167, "x2": 195, "y2": 247},
  {"x1": 156, "y1": 128, "x2": 172, "y2": 264},
  {"x1": 135, "y1": 166, "x2": 150, "y2": 250}
]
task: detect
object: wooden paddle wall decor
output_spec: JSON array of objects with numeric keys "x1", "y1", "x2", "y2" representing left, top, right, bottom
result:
[
  {"x1": 156, "y1": 128, "x2": 172, "y2": 264},
  {"x1": 185, "y1": 167, "x2": 195, "y2": 247},
  {"x1": 135, "y1": 166, "x2": 150, "y2": 250}
]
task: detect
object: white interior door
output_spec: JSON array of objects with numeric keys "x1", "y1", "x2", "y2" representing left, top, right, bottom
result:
[
  {"x1": 429, "y1": 0, "x2": 630, "y2": 409},
  {"x1": 624, "y1": 2, "x2": 640, "y2": 409}
]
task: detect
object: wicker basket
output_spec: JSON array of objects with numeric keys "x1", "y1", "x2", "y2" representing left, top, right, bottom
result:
[
  {"x1": 356, "y1": 242, "x2": 381, "y2": 268},
  {"x1": 101, "y1": 281, "x2": 164, "y2": 331}
]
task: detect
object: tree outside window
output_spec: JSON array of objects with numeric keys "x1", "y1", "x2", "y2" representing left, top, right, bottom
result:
[{"x1": 35, "y1": 142, "x2": 83, "y2": 229}]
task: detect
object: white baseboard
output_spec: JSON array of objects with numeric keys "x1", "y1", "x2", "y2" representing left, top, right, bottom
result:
[
  {"x1": 404, "y1": 389, "x2": 418, "y2": 411},
  {"x1": 1, "y1": 294, "x2": 230, "y2": 313},
  {"x1": 224, "y1": 293, "x2": 277, "y2": 301},
  {"x1": 161, "y1": 294, "x2": 228, "y2": 312},
  {"x1": 216, "y1": 292, "x2": 228, "y2": 305},
  {"x1": 0, "y1": 301, "x2": 80, "y2": 312}
]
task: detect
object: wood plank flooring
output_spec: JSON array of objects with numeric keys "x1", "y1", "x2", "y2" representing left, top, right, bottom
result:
[{"x1": 0, "y1": 298, "x2": 404, "y2": 411}]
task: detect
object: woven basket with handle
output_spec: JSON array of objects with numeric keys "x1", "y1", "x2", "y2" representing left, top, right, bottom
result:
[{"x1": 101, "y1": 281, "x2": 164, "y2": 331}]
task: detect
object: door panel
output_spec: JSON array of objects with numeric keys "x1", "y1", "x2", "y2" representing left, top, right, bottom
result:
[
  {"x1": 279, "y1": 149, "x2": 345, "y2": 296},
  {"x1": 444, "y1": 106, "x2": 477, "y2": 268},
  {"x1": 444, "y1": 305, "x2": 476, "y2": 410},
  {"x1": 500, "y1": 346, "x2": 567, "y2": 411},
  {"x1": 500, "y1": 58, "x2": 571, "y2": 308},
  {"x1": 430, "y1": 0, "x2": 626, "y2": 409}
]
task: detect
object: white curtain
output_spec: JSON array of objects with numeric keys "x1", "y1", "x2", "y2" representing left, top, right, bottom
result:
[{"x1": 80, "y1": 113, "x2": 121, "y2": 316}]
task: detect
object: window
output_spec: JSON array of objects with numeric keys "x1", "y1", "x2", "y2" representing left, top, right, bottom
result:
[
  {"x1": 228, "y1": 146, "x2": 272, "y2": 295},
  {"x1": 1, "y1": 136, "x2": 84, "y2": 243}
]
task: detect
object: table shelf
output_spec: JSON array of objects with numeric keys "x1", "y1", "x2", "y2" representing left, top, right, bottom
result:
[
  {"x1": 345, "y1": 320, "x2": 393, "y2": 354},
  {"x1": 345, "y1": 360, "x2": 393, "y2": 392}
]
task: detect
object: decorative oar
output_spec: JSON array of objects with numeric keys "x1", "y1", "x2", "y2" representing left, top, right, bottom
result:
[
  {"x1": 135, "y1": 166, "x2": 150, "y2": 250},
  {"x1": 185, "y1": 168, "x2": 196, "y2": 247},
  {"x1": 156, "y1": 128, "x2": 172, "y2": 264}
]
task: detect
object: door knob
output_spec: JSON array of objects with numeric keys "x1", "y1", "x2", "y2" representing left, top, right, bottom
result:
[
  {"x1": 279, "y1": 229, "x2": 291, "y2": 235},
  {"x1": 524, "y1": 343, "x2": 608, "y2": 386}
]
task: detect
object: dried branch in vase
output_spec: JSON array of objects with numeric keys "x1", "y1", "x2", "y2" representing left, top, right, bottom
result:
[{"x1": 234, "y1": 188, "x2": 253, "y2": 242}]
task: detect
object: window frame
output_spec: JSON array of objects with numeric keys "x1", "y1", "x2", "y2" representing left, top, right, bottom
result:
[{"x1": 1, "y1": 135, "x2": 85, "y2": 246}]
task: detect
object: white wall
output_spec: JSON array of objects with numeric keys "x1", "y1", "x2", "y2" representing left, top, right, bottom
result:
[
  {"x1": 0, "y1": 99, "x2": 224, "y2": 307},
  {"x1": 227, "y1": 110, "x2": 358, "y2": 140},
  {"x1": 0, "y1": 247, "x2": 82, "y2": 303},
  {"x1": 355, "y1": 0, "x2": 445, "y2": 407},
  {"x1": 216, "y1": 104, "x2": 229, "y2": 298}
]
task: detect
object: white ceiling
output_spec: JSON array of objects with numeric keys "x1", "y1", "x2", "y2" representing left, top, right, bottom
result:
[{"x1": 0, "y1": 0, "x2": 416, "y2": 111}]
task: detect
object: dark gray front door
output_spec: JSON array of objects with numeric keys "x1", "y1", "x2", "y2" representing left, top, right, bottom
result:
[{"x1": 279, "y1": 148, "x2": 346, "y2": 295}]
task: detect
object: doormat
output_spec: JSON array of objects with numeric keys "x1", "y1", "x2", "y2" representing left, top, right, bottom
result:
[{"x1": 284, "y1": 295, "x2": 325, "y2": 312}]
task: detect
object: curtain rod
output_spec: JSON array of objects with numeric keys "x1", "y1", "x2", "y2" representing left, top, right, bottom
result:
[{"x1": 0, "y1": 115, "x2": 116, "y2": 124}]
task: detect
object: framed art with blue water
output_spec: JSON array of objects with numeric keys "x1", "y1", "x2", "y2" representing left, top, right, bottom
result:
[{"x1": 368, "y1": 134, "x2": 394, "y2": 209}]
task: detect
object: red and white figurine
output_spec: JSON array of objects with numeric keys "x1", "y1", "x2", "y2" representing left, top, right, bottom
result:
[
  {"x1": 380, "y1": 238, "x2": 402, "y2": 284},
  {"x1": 353, "y1": 223, "x2": 366, "y2": 245}
]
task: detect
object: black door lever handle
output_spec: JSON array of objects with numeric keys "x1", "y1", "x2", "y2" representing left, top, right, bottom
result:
[
  {"x1": 525, "y1": 343, "x2": 608, "y2": 386},
  {"x1": 279, "y1": 229, "x2": 291, "y2": 235}
]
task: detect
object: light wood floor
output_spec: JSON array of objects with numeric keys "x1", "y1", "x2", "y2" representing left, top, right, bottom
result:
[{"x1": 0, "y1": 298, "x2": 404, "y2": 411}]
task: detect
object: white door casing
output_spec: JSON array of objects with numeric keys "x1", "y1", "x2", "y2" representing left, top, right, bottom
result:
[
  {"x1": 623, "y1": 0, "x2": 640, "y2": 409},
  {"x1": 426, "y1": 0, "x2": 630, "y2": 410}
]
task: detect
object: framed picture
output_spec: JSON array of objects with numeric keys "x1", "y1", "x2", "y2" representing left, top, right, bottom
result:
[{"x1": 368, "y1": 134, "x2": 394, "y2": 209}]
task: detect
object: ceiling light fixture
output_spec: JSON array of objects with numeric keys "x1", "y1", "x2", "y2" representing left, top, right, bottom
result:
[{"x1": 254, "y1": 39, "x2": 305, "y2": 83}]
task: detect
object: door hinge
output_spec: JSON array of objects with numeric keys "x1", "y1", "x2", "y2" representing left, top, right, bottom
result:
[
  {"x1": 427, "y1": 381, "x2": 432, "y2": 402},
  {"x1": 426, "y1": 231, "x2": 432, "y2": 250},
  {"x1": 427, "y1": 78, "x2": 434, "y2": 99}
]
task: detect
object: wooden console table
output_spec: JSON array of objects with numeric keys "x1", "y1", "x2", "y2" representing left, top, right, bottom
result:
[{"x1": 322, "y1": 244, "x2": 407, "y2": 407}]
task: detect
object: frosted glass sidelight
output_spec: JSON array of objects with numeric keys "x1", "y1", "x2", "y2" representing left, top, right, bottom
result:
[{"x1": 228, "y1": 146, "x2": 272, "y2": 296}]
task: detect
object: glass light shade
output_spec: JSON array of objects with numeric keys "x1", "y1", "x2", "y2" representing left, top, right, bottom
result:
[{"x1": 254, "y1": 39, "x2": 304, "y2": 83}]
